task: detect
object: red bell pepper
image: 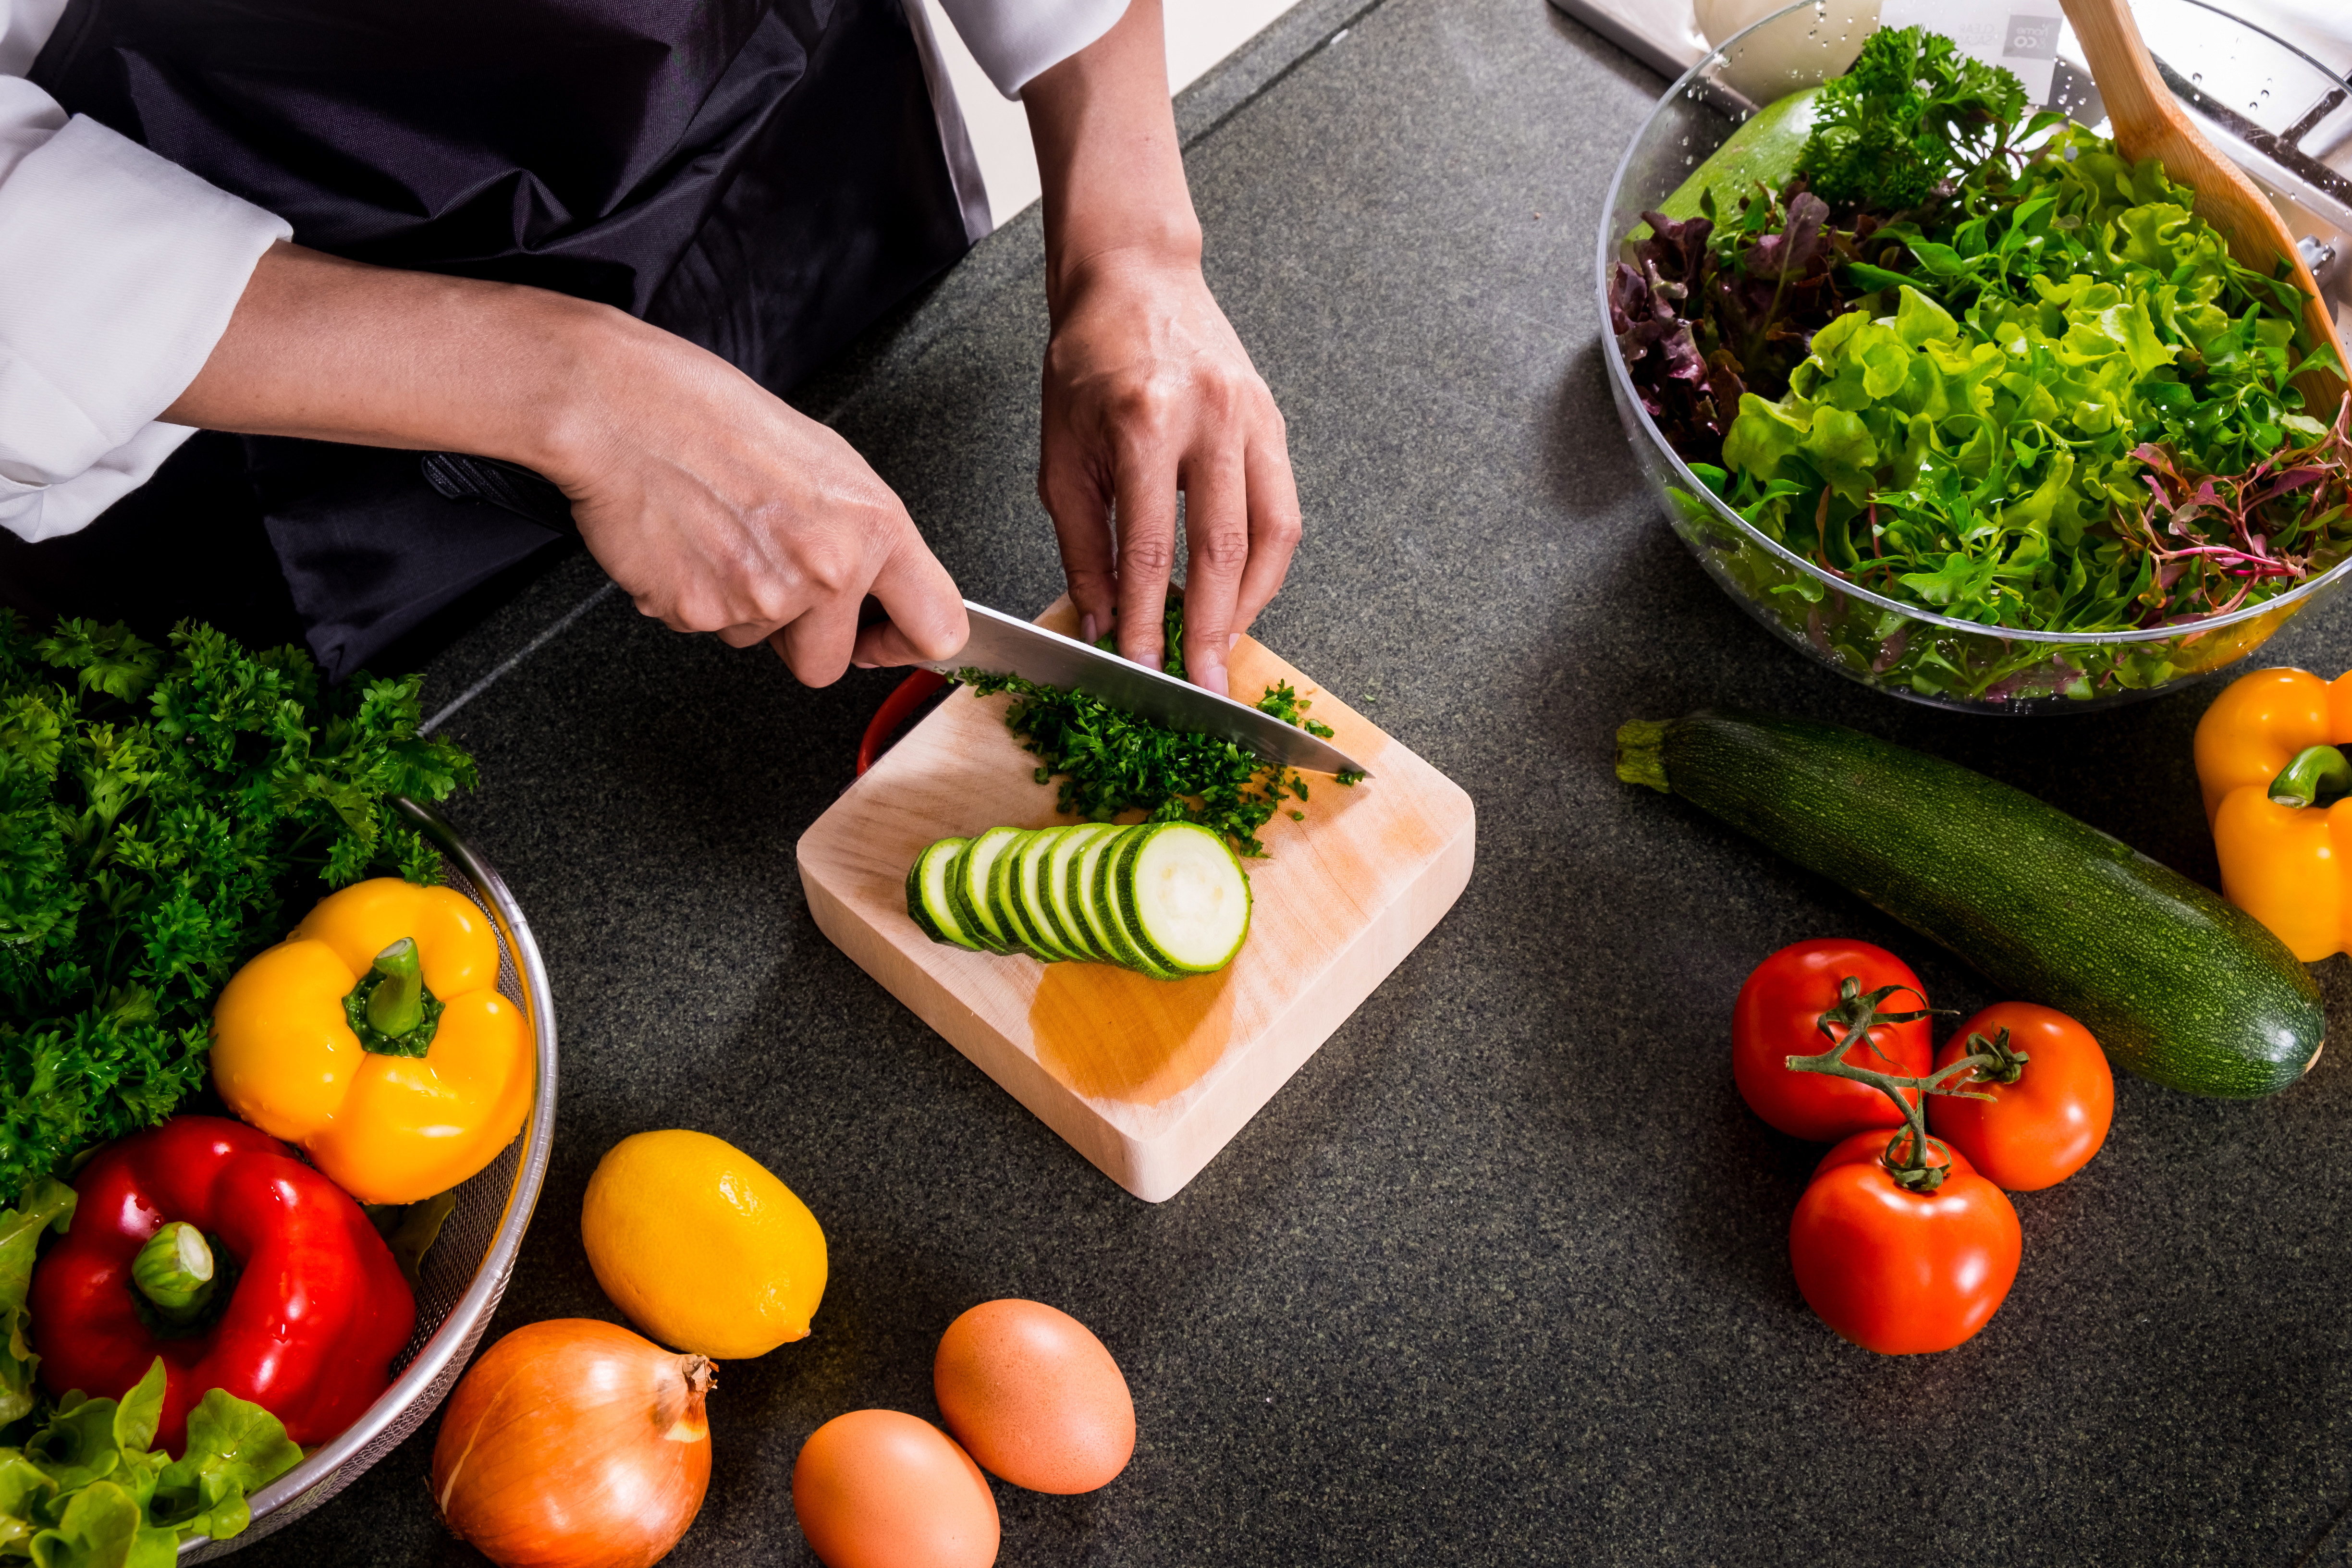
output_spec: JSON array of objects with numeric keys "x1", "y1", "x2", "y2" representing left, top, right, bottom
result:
[{"x1": 28, "y1": 1115, "x2": 416, "y2": 1455}]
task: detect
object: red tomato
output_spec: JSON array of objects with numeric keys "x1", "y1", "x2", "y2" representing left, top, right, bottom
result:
[
  {"x1": 1789, "y1": 1129, "x2": 2022, "y2": 1354},
  {"x1": 1926, "y1": 1002, "x2": 2114, "y2": 1191},
  {"x1": 1733, "y1": 940, "x2": 1933, "y2": 1141}
]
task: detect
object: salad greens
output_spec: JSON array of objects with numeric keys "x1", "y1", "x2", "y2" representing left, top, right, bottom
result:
[
  {"x1": 1612, "y1": 187, "x2": 1883, "y2": 465},
  {"x1": 0, "y1": 1357, "x2": 303, "y2": 1560},
  {"x1": 0, "y1": 616, "x2": 477, "y2": 1206},
  {"x1": 1612, "y1": 25, "x2": 2352, "y2": 674},
  {"x1": 0, "y1": 1182, "x2": 73, "y2": 1433},
  {"x1": 1714, "y1": 127, "x2": 2345, "y2": 631}
]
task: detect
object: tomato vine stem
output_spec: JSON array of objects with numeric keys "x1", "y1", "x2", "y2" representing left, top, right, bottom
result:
[{"x1": 1782, "y1": 977, "x2": 2027, "y2": 1192}]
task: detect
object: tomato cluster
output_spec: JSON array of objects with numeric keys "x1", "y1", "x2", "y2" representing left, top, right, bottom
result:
[{"x1": 1732, "y1": 940, "x2": 2115, "y2": 1355}]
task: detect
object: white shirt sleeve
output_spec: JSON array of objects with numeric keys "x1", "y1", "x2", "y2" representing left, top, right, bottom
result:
[
  {"x1": 934, "y1": 0, "x2": 1130, "y2": 98},
  {"x1": 0, "y1": 0, "x2": 291, "y2": 545}
]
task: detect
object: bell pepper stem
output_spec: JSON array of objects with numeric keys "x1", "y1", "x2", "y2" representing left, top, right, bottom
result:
[
  {"x1": 133, "y1": 1222, "x2": 216, "y2": 1321},
  {"x1": 2269, "y1": 745, "x2": 2352, "y2": 809},
  {"x1": 343, "y1": 935, "x2": 443, "y2": 1057},
  {"x1": 366, "y1": 938, "x2": 426, "y2": 1038}
]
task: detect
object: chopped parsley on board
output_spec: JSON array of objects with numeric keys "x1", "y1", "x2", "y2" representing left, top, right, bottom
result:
[{"x1": 955, "y1": 605, "x2": 1358, "y2": 858}]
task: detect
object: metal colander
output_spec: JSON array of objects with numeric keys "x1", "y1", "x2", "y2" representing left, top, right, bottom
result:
[{"x1": 180, "y1": 799, "x2": 561, "y2": 1561}]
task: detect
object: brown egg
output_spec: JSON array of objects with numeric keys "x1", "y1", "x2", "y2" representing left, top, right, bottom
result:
[
  {"x1": 933, "y1": 1299, "x2": 1135, "y2": 1494},
  {"x1": 791, "y1": 1410, "x2": 998, "y2": 1568}
]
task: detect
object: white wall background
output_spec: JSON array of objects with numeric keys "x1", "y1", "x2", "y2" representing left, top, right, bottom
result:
[{"x1": 921, "y1": 0, "x2": 1310, "y2": 229}]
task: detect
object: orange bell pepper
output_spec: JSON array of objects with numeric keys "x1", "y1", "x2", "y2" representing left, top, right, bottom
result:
[
  {"x1": 2193, "y1": 667, "x2": 2352, "y2": 962},
  {"x1": 210, "y1": 878, "x2": 532, "y2": 1205}
]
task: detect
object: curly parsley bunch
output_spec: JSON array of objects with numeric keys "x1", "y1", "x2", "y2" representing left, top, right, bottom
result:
[
  {"x1": 1800, "y1": 25, "x2": 2029, "y2": 211},
  {"x1": 0, "y1": 616, "x2": 476, "y2": 1204}
]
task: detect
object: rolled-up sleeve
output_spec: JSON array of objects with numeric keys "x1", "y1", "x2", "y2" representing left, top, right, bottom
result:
[
  {"x1": 934, "y1": 0, "x2": 1130, "y2": 98},
  {"x1": 0, "y1": 77, "x2": 291, "y2": 543}
]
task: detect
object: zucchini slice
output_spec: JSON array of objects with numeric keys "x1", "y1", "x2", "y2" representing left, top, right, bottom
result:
[
  {"x1": 949, "y1": 826, "x2": 1025, "y2": 955},
  {"x1": 1015, "y1": 827, "x2": 1089, "y2": 962},
  {"x1": 1114, "y1": 821, "x2": 1253, "y2": 975},
  {"x1": 910, "y1": 820, "x2": 1256, "y2": 979},
  {"x1": 1044, "y1": 824, "x2": 1116, "y2": 963},
  {"x1": 906, "y1": 836, "x2": 980, "y2": 950},
  {"x1": 1071, "y1": 825, "x2": 1160, "y2": 975},
  {"x1": 987, "y1": 829, "x2": 1064, "y2": 962},
  {"x1": 1090, "y1": 827, "x2": 1185, "y2": 980}
]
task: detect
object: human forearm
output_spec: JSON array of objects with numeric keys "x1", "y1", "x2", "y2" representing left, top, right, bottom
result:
[
  {"x1": 160, "y1": 242, "x2": 633, "y2": 474},
  {"x1": 1022, "y1": 0, "x2": 1199, "y2": 314},
  {"x1": 162, "y1": 240, "x2": 966, "y2": 682}
]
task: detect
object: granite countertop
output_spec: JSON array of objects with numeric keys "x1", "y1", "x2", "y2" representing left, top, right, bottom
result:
[{"x1": 235, "y1": 0, "x2": 2352, "y2": 1562}]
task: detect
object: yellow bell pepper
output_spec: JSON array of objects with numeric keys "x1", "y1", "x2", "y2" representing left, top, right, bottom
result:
[
  {"x1": 2193, "y1": 667, "x2": 2352, "y2": 962},
  {"x1": 210, "y1": 878, "x2": 532, "y2": 1205}
]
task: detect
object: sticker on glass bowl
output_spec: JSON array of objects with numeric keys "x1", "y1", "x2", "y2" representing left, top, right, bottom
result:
[{"x1": 1879, "y1": 0, "x2": 2065, "y2": 103}]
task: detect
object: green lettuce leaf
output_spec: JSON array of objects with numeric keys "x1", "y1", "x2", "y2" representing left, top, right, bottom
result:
[
  {"x1": 0, "y1": 1363, "x2": 301, "y2": 1557},
  {"x1": 0, "y1": 1181, "x2": 75, "y2": 1427},
  {"x1": 23, "y1": 1480, "x2": 178, "y2": 1568},
  {"x1": 147, "y1": 1389, "x2": 302, "y2": 1541},
  {"x1": 1716, "y1": 125, "x2": 2352, "y2": 632},
  {"x1": 0, "y1": 1454, "x2": 57, "y2": 1554},
  {"x1": 23, "y1": 1400, "x2": 120, "y2": 1496},
  {"x1": 107, "y1": 1367, "x2": 161, "y2": 1462}
]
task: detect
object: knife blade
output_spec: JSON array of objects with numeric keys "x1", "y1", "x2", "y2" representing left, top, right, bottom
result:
[{"x1": 915, "y1": 601, "x2": 1373, "y2": 777}]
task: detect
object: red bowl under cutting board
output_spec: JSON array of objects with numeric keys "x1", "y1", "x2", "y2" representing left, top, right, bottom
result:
[{"x1": 794, "y1": 599, "x2": 1477, "y2": 1201}]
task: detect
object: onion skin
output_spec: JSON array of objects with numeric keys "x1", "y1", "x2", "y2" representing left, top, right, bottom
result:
[{"x1": 431, "y1": 1319, "x2": 714, "y2": 1568}]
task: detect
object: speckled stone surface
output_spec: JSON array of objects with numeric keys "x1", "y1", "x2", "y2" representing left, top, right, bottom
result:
[{"x1": 232, "y1": 0, "x2": 2352, "y2": 1563}]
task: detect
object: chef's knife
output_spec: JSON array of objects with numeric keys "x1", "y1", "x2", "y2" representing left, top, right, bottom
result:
[{"x1": 919, "y1": 601, "x2": 1372, "y2": 777}]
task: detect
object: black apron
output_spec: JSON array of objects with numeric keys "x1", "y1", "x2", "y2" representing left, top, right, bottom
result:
[{"x1": 11, "y1": 0, "x2": 975, "y2": 679}]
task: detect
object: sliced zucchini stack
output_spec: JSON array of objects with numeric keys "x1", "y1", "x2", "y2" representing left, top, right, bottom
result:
[{"x1": 906, "y1": 821, "x2": 1252, "y2": 978}]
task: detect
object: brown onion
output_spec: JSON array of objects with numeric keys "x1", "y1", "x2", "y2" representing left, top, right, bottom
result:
[{"x1": 431, "y1": 1318, "x2": 714, "y2": 1568}]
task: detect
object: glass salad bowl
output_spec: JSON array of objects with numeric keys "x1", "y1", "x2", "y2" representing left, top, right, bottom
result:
[{"x1": 1597, "y1": 0, "x2": 2352, "y2": 713}]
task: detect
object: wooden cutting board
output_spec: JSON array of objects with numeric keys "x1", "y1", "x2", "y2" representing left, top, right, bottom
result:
[{"x1": 796, "y1": 601, "x2": 1476, "y2": 1202}]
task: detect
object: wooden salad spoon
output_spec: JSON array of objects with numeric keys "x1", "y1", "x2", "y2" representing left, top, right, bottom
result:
[{"x1": 2057, "y1": 0, "x2": 2349, "y2": 416}]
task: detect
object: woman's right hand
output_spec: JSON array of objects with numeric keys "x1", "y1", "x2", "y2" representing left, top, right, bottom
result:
[
  {"x1": 163, "y1": 242, "x2": 968, "y2": 686},
  {"x1": 542, "y1": 312, "x2": 968, "y2": 685}
]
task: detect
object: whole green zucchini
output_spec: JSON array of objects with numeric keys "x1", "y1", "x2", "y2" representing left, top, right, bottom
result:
[{"x1": 1616, "y1": 710, "x2": 2324, "y2": 1097}]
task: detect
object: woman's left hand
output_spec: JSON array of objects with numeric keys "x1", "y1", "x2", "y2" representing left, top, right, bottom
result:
[{"x1": 1037, "y1": 248, "x2": 1300, "y2": 697}]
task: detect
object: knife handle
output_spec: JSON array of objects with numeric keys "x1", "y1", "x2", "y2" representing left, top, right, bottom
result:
[{"x1": 420, "y1": 452, "x2": 578, "y2": 533}]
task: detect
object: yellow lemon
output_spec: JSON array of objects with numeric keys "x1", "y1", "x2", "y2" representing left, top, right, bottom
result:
[{"x1": 580, "y1": 1129, "x2": 828, "y2": 1359}]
